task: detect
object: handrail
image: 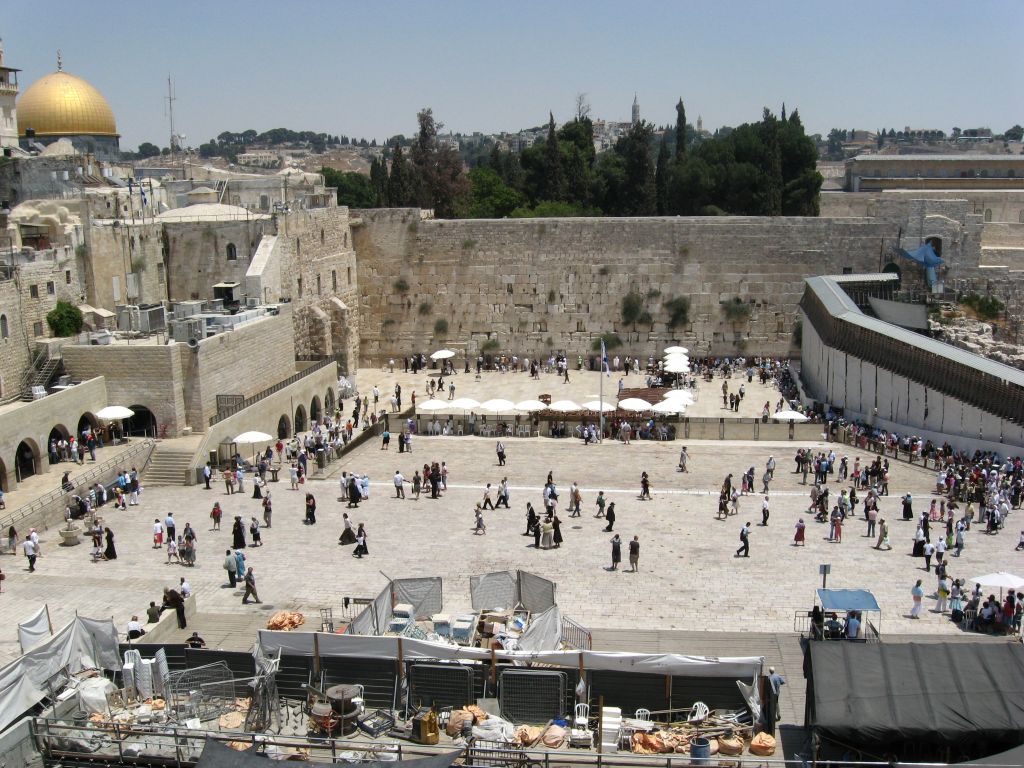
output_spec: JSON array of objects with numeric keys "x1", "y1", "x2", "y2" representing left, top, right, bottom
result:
[
  {"x1": 209, "y1": 355, "x2": 339, "y2": 426},
  {"x1": 561, "y1": 614, "x2": 593, "y2": 650},
  {"x1": 0, "y1": 439, "x2": 156, "y2": 533}
]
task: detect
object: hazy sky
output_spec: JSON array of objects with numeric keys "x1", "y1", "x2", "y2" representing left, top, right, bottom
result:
[{"x1": 5, "y1": 1, "x2": 1020, "y2": 151}]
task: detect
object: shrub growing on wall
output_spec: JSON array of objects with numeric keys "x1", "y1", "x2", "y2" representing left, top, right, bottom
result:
[
  {"x1": 663, "y1": 296, "x2": 690, "y2": 328},
  {"x1": 723, "y1": 297, "x2": 752, "y2": 322},
  {"x1": 621, "y1": 291, "x2": 644, "y2": 326},
  {"x1": 393, "y1": 277, "x2": 410, "y2": 292},
  {"x1": 592, "y1": 332, "x2": 623, "y2": 351},
  {"x1": 46, "y1": 301, "x2": 83, "y2": 337},
  {"x1": 434, "y1": 318, "x2": 449, "y2": 335}
]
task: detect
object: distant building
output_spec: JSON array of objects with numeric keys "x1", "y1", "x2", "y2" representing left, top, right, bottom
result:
[
  {"x1": 845, "y1": 154, "x2": 1024, "y2": 192},
  {"x1": 0, "y1": 41, "x2": 20, "y2": 150},
  {"x1": 631, "y1": 94, "x2": 640, "y2": 126}
]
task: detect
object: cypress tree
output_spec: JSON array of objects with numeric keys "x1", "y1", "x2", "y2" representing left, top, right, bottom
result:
[{"x1": 674, "y1": 99, "x2": 687, "y2": 159}]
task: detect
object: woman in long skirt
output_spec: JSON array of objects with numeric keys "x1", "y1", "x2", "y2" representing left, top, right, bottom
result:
[
  {"x1": 103, "y1": 527, "x2": 117, "y2": 560},
  {"x1": 793, "y1": 518, "x2": 806, "y2": 546}
]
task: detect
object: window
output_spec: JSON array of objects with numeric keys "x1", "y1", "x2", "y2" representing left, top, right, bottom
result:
[
  {"x1": 32, "y1": 321, "x2": 43, "y2": 337},
  {"x1": 984, "y1": 209, "x2": 993, "y2": 222},
  {"x1": 65, "y1": 269, "x2": 71, "y2": 284},
  {"x1": 1008, "y1": 170, "x2": 1015, "y2": 178},
  {"x1": 0, "y1": 314, "x2": 8, "y2": 339},
  {"x1": 347, "y1": 266, "x2": 351, "y2": 284},
  {"x1": 344, "y1": 232, "x2": 348, "y2": 248},
  {"x1": 46, "y1": 281, "x2": 55, "y2": 295},
  {"x1": 320, "y1": 228, "x2": 325, "y2": 244},
  {"x1": 297, "y1": 277, "x2": 303, "y2": 298},
  {"x1": 29, "y1": 284, "x2": 39, "y2": 298},
  {"x1": 226, "y1": 242, "x2": 237, "y2": 261},
  {"x1": 842, "y1": 267, "x2": 853, "y2": 275},
  {"x1": 296, "y1": 238, "x2": 301, "y2": 259},
  {"x1": 316, "y1": 274, "x2": 322, "y2": 295},
  {"x1": 157, "y1": 263, "x2": 165, "y2": 284},
  {"x1": 332, "y1": 270, "x2": 337, "y2": 291}
]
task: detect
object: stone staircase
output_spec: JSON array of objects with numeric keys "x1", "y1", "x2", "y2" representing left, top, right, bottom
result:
[{"x1": 143, "y1": 443, "x2": 196, "y2": 486}]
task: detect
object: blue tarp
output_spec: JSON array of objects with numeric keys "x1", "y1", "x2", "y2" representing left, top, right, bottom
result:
[
  {"x1": 899, "y1": 243, "x2": 944, "y2": 286},
  {"x1": 817, "y1": 588, "x2": 880, "y2": 613}
]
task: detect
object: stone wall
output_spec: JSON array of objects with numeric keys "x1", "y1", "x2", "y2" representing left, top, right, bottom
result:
[
  {"x1": 163, "y1": 218, "x2": 267, "y2": 301},
  {"x1": 84, "y1": 221, "x2": 166, "y2": 309},
  {"x1": 352, "y1": 209, "x2": 899, "y2": 361}
]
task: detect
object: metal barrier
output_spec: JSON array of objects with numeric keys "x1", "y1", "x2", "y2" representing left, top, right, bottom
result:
[
  {"x1": 560, "y1": 614, "x2": 593, "y2": 650},
  {"x1": 0, "y1": 439, "x2": 156, "y2": 532}
]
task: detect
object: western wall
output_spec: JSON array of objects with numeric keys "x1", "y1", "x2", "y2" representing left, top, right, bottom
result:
[{"x1": 352, "y1": 209, "x2": 904, "y2": 362}]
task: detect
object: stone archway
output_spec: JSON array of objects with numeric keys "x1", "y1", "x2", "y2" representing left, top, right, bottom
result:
[
  {"x1": 47, "y1": 425, "x2": 70, "y2": 464},
  {"x1": 294, "y1": 404, "x2": 307, "y2": 434},
  {"x1": 277, "y1": 414, "x2": 291, "y2": 440},
  {"x1": 324, "y1": 388, "x2": 335, "y2": 415},
  {"x1": 882, "y1": 262, "x2": 902, "y2": 287},
  {"x1": 15, "y1": 439, "x2": 41, "y2": 482},
  {"x1": 126, "y1": 405, "x2": 157, "y2": 437},
  {"x1": 78, "y1": 412, "x2": 99, "y2": 438},
  {"x1": 0, "y1": 456, "x2": 7, "y2": 492},
  {"x1": 924, "y1": 236, "x2": 943, "y2": 258},
  {"x1": 310, "y1": 396, "x2": 322, "y2": 425}
]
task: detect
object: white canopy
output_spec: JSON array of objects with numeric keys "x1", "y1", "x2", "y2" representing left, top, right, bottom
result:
[
  {"x1": 772, "y1": 409, "x2": 809, "y2": 422},
  {"x1": 257, "y1": 629, "x2": 763, "y2": 680},
  {"x1": 514, "y1": 399, "x2": 548, "y2": 412},
  {"x1": 664, "y1": 346, "x2": 689, "y2": 354},
  {"x1": 417, "y1": 399, "x2": 448, "y2": 411},
  {"x1": 548, "y1": 400, "x2": 582, "y2": 412},
  {"x1": 663, "y1": 360, "x2": 690, "y2": 374},
  {"x1": 480, "y1": 398, "x2": 516, "y2": 413},
  {"x1": 663, "y1": 390, "x2": 695, "y2": 403},
  {"x1": 651, "y1": 400, "x2": 688, "y2": 414},
  {"x1": 430, "y1": 349, "x2": 456, "y2": 360},
  {"x1": 233, "y1": 431, "x2": 274, "y2": 444},
  {"x1": 970, "y1": 572, "x2": 1024, "y2": 590},
  {"x1": 582, "y1": 400, "x2": 616, "y2": 412},
  {"x1": 96, "y1": 405, "x2": 134, "y2": 420},
  {"x1": 617, "y1": 397, "x2": 653, "y2": 412},
  {"x1": 449, "y1": 397, "x2": 481, "y2": 410}
]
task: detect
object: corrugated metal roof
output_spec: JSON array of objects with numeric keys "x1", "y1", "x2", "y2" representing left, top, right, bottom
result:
[
  {"x1": 850, "y1": 154, "x2": 1024, "y2": 163},
  {"x1": 803, "y1": 275, "x2": 1024, "y2": 388}
]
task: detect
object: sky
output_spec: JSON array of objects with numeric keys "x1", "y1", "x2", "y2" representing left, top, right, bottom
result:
[{"x1": 4, "y1": 1, "x2": 1021, "y2": 151}]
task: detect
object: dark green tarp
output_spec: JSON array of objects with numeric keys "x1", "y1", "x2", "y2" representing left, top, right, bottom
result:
[{"x1": 808, "y1": 643, "x2": 1024, "y2": 750}]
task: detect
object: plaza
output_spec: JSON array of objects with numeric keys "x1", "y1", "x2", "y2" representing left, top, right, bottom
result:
[{"x1": 1, "y1": 369, "x2": 1017, "y2": 674}]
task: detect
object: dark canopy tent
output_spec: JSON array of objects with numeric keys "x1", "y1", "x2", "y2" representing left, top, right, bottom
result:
[
  {"x1": 807, "y1": 643, "x2": 1024, "y2": 761},
  {"x1": 197, "y1": 738, "x2": 461, "y2": 768},
  {"x1": 956, "y1": 744, "x2": 1024, "y2": 766}
]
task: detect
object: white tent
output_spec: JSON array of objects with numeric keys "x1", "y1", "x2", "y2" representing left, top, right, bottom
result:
[
  {"x1": 548, "y1": 400, "x2": 581, "y2": 412},
  {"x1": 449, "y1": 398, "x2": 481, "y2": 410},
  {"x1": 617, "y1": 397, "x2": 653, "y2": 412},
  {"x1": 514, "y1": 399, "x2": 548, "y2": 412},
  {"x1": 582, "y1": 400, "x2": 616, "y2": 412},
  {"x1": 417, "y1": 400, "x2": 448, "y2": 411},
  {"x1": 772, "y1": 409, "x2": 809, "y2": 422},
  {"x1": 430, "y1": 349, "x2": 456, "y2": 360},
  {"x1": 651, "y1": 400, "x2": 688, "y2": 414},
  {"x1": 480, "y1": 398, "x2": 516, "y2": 413}
]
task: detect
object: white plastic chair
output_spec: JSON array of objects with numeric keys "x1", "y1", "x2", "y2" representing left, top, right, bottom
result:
[
  {"x1": 688, "y1": 701, "x2": 709, "y2": 722},
  {"x1": 574, "y1": 702, "x2": 590, "y2": 728},
  {"x1": 635, "y1": 708, "x2": 651, "y2": 721}
]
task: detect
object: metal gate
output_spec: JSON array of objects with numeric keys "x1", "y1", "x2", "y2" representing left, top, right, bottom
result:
[{"x1": 499, "y1": 669, "x2": 565, "y2": 724}]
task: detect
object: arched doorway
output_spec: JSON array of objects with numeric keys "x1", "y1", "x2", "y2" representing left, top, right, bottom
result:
[
  {"x1": 310, "y1": 396, "x2": 322, "y2": 425},
  {"x1": 125, "y1": 405, "x2": 157, "y2": 437},
  {"x1": 324, "y1": 388, "x2": 335, "y2": 415},
  {"x1": 882, "y1": 262, "x2": 902, "y2": 287},
  {"x1": 47, "y1": 425, "x2": 70, "y2": 464},
  {"x1": 15, "y1": 439, "x2": 40, "y2": 482},
  {"x1": 294, "y1": 405, "x2": 307, "y2": 434},
  {"x1": 924, "y1": 236, "x2": 943, "y2": 258},
  {"x1": 0, "y1": 457, "x2": 6, "y2": 492},
  {"x1": 277, "y1": 414, "x2": 291, "y2": 440},
  {"x1": 78, "y1": 413, "x2": 98, "y2": 438}
]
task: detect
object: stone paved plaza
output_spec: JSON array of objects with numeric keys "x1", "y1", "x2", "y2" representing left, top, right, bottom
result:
[{"x1": 0, "y1": 369, "x2": 1019, "y2": 666}]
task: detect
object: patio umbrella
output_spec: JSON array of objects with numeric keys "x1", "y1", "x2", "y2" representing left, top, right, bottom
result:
[
  {"x1": 772, "y1": 409, "x2": 809, "y2": 422},
  {"x1": 548, "y1": 400, "x2": 582, "y2": 412},
  {"x1": 449, "y1": 397, "x2": 481, "y2": 410},
  {"x1": 970, "y1": 572, "x2": 1024, "y2": 591},
  {"x1": 514, "y1": 399, "x2": 548, "y2": 412},
  {"x1": 96, "y1": 405, "x2": 135, "y2": 420},
  {"x1": 663, "y1": 359, "x2": 690, "y2": 374},
  {"x1": 664, "y1": 346, "x2": 689, "y2": 354},
  {"x1": 663, "y1": 390, "x2": 695, "y2": 404},
  {"x1": 618, "y1": 397, "x2": 653, "y2": 412},
  {"x1": 480, "y1": 398, "x2": 516, "y2": 413},
  {"x1": 430, "y1": 349, "x2": 456, "y2": 360},
  {"x1": 233, "y1": 431, "x2": 274, "y2": 444},
  {"x1": 417, "y1": 399, "x2": 449, "y2": 411},
  {"x1": 651, "y1": 400, "x2": 687, "y2": 414},
  {"x1": 582, "y1": 400, "x2": 616, "y2": 413}
]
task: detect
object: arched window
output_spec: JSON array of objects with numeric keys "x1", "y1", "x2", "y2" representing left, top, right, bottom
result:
[
  {"x1": 984, "y1": 209, "x2": 993, "y2": 222},
  {"x1": 226, "y1": 243, "x2": 237, "y2": 260},
  {"x1": 320, "y1": 228, "x2": 325, "y2": 244},
  {"x1": 0, "y1": 314, "x2": 8, "y2": 339}
]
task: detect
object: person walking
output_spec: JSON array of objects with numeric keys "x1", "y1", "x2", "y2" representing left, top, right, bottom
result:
[
  {"x1": 595, "y1": 491, "x2": 606, "y2": 518},
  {"x1": 353, "y1": 524, "x2": 368, "y2": 558},
  {"x1": 22, "y1": 537, "x2": 38, "y2": 572},
  {"x1": 474, "y1": 505, "x2": 487, "y2": 535},
  {"x1": 249, "y1": 517, "x2": 262, "y2": 547},
  {"x1": 202, "y1": 462, "x2": 212, "y2": 490},
  {"x1": 224, "y1": 548, "x2": 238, "y2": 587},
  {"x1": 793, "y1": 518, "x2": 806, "y2": 546},
  {"x1": 262, "y1": 493, "x2": 273, "y2": 528},
  {"x1": 639, "y1": 472, "x2": 651, "y2": 501},
  {"x1": 628, "y1": 535, "x2": 640, "y2": 572},
  {"x1": 165, "y1": 513, "x2": 176, "y2": 545},
  {"x1": 394, "y1": 470, "x2": 406, "y2": 499},
  {"x1": 153, "y1": 519, "x2": 164, "y2": 548},
  {"x1": 922, "y1": 540, "x2": 935, "y2": 572},
  {"x1": 496, "y1": 441, "x2": 506, "y2": 466},
  {"x1": 603, "y1": 503, "x2": 616, "y2": 532},
  {"x1": 304, "y1": 493, "x2": 317, "y2": 525},
  {"x1": 496, "y1": 478, "x2": 510, "y2": 509},
  {"x1": 910, "y1": 579, "x2": 924, "y2": 619},
  {"x1": 210, "y1": 503, "x2": 222, "y2": 531},
  {"x1": 610, "y1": 534, "x2": 622, "y2": 571},
  {"x1": 761, "y1": 496, "x2": 770, "y2": 526},
  {"x1": 232, "y1": 516, "x2": 246, "y2": 549},
  {"x1": 875, "y1": 518, "x2": 890, "y2": 550},
  {"x1": 481, "y1": 484, "x2": 495, "y2": 510},
  {"x1": 678, "y1": 446, "x2": 689, "y2": 473},
  {"x1": 242, "y1": 567, "x2": 261, "y2": 604},
  {"x1": 735, "y1": 522, "x2": 751, "y2": 557}
]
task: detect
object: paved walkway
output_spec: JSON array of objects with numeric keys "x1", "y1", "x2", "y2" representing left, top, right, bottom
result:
[{"x1": 2, "y1": 422, "x2": 1018, "y2": 667}]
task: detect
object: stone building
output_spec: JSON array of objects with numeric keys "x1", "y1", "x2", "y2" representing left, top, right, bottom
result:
[{"x1": 846, "y1": 154, "x2": 1024, "y2": 192}]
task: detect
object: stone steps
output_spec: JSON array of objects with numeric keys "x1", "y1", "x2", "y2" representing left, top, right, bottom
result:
[{"x1": 143, "y1": 446, "x2": 195, "y2": 486}]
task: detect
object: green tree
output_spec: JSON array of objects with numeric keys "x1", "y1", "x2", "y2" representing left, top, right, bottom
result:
[
  {"x1": 138, "y1": 142, "x2": 160, "y2": 158},
  {"x1": 1004, "y1": 124, "x2": 1024, "y2": 141},
  {"x1": 467, "y1": 167, "x2": 524, "y2": 218},
  {"x1": 321, "y1": 168, "x2": 375, "y2": 208},
  {"x1": 369, "y1": 157, "x2": 389, "y2": 206},
  {"x1": 655, "y1": 136, "x2": 670, "y2": 215},
  {"x1": 766, "y1": 140, "x2": 783, "y2": 216},
  {"x1": 825, "y1": 128, "x2": 845, "y2": 160},
  {"x1": 615, "y1": 122, "x2": 656, "y2": 216},
  {"x1": 674, "y1": 98, "x2": 687, "y2": 159},
  {"x1": 46, "y1": 300, "x2": 83, "y2": 337},
  {"x1": 409, "y1": 108, "x2": 470, "y2": 217},
  {"x1": 387, "y1": 144, "x2": 413, "y2": 207},
  {"x1": 541, "y1": 112, "x2": 565, "y2": 202}
]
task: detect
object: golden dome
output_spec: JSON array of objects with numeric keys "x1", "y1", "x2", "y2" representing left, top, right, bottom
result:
[{"x1": 17, "y1": 70, "x2": 118, "y2": 138}]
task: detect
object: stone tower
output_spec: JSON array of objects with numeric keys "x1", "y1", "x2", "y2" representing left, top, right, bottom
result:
[
  {"x1": 631, "y1": 94, "x2": 640, "y2": 126},
  {"x1": 697, "y1": 115, "x2": 703, "y2": 135},
  {"x1": 0, "y1": 40, "x2": 20, "y2": 149}
]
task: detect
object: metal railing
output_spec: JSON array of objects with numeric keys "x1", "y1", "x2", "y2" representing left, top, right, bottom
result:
[
  {"x1": 561, "y1": 614, "x2": 593, "y2": 650},
  {"x1": 0, "y1": 439, "x2": 156, "y2": 533},
  {"x1": 209, "y1": 356, "x2": 339, "y2": 426}
]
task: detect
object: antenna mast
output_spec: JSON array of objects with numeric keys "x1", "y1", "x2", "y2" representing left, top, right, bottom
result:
[{"x1": 165, "y1": 76, "x2": 176, "y2": 157}]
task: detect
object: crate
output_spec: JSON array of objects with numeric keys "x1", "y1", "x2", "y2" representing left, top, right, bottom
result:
[{"x1": 358, "y1": 708, "x2": 396, "y2": 738}]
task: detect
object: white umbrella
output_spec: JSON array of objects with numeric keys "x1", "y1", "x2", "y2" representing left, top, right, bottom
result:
[
  {"x1": 970, "y1": 572, "x2": 1024, "y2": 591},
  {"x1": 651, "y1": 403, "x2": 684, "y2": 415},
  {"x1": 582, "y1": 400, "x2": 616, "y2": 413},
  {"x1": 480, "y1": 398, "x2": 516, "y2": 413},
  {"x1": 548, "y1": 400, "x2": 582, "y2": 412},
  {"x1": 773, "y1": 409, "x2": 809, "y2": 422},
  {"x1": 233, "y1": 431, "x2": 274, "y2": 444},
  {"x1": 417, "y1": 399, "x2": 449, "y2": 411},
  {"x1": 617, "y1": 397, "x2": 653, "y2": 412},
  {"x1": 663, "y1": 389, "x2": 695, "y2": 402},
  {"x1": 449, "y1": 397, "x2": 481, "y2": 410},
  {"x1": 664, "y1": 346, "x2": 689, "y2": 354},
  {"x1": 514, "y1": 399, "x2": 548, "y2": 412},
  {"x1": 663, "y1": 360, "x2": 690, "y2": 374},
  {"x1": 430, "y1": 349, "x2": 456, "y2": 360},
  {"x1": 96, "y1": 405, "x2": 135, "y2": 420}
]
